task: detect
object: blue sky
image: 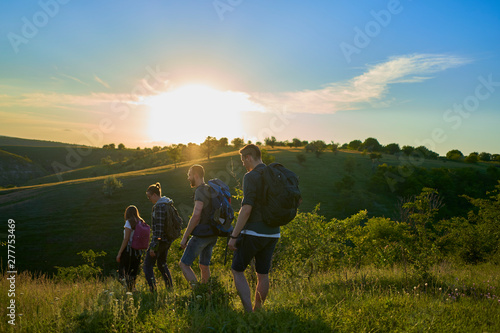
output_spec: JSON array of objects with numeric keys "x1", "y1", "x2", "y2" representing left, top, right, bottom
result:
[{"x1": 1, "y1": 0, "x2": 499, "y2": 155}]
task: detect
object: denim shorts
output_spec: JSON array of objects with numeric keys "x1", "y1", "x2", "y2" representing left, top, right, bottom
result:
[
  {"x1": 231, "y1": 234, "x2": 279, "y2": 274},
  {"x1": 181, "y1": 235, "x2": 218, "y2": 266}
]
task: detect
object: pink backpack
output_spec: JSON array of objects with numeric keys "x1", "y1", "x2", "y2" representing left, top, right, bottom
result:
[{"x1": 131, "y1": 219, "x2": 150, "y2": 250}]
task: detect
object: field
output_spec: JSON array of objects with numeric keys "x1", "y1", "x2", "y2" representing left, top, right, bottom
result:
[
  {"x1": 0, "y1": 146, "x2": 497, "y2": 273},
  {"x1": 1, "y1": 262, "x2": 499, "y2": 332}
]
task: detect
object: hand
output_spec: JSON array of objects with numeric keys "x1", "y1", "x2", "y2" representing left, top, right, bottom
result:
[
  {"x1": 180, "y1": 236, "x2": 188, "y2": 249},
  {"x1": 116, "y1": 254, "x2": 121, "y2": 263},
  {"x1": 149, "y1": 249, "x2": 156, "y2": 257},
  {"x1": 228, "y1": 238, "x2": 237, "y2": 251}
]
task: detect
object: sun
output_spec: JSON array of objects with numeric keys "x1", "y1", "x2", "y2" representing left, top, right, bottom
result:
[{"x1": 145, "y1": 84, "x2": 263, "y2": 144}]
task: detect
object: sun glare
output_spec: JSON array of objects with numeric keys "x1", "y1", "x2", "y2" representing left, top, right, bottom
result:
[{"x1": 145, "y1": 84, "x2": 263, "y2": 144}]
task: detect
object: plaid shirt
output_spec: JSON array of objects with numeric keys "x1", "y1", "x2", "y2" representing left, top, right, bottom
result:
[{"x1": 150, "y1": 196, "x2": 172, "y2": 249}]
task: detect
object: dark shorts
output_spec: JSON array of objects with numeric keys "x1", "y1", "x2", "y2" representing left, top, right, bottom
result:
[{"x1": 231, "y1": 234, "x2": 279, "y2": 274}]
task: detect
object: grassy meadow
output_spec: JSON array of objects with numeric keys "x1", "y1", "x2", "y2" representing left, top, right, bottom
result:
[
  {"x1": 1, "y1": 262, "x2": 499, "y2": 332},
  {"x1": 1, "y1": 143, "x2": 499, "y2": 331}
]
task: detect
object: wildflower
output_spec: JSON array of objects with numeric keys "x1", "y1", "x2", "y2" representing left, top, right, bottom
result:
[
  {"x1": 414, "y1": 286, "x2": 417, "y2": 290},
  {"x1": 439, "y1": 288, "x2": 442, "y2": 291},
  {"x1": 196, "y1": 295, "x2": 202, "y2": 300},
  {"x1": 55, "y1": 297, "x2": 60, "y2": 301},
  {"x1": 126, "y1": 292, "x2": 133, "y2": 295}
]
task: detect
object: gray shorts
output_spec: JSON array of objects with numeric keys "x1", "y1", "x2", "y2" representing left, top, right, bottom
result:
[{"x1": 180, "y1": 235, "x2": 218, "y2": 266}]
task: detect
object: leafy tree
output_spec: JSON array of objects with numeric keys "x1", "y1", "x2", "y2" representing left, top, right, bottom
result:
[
  {"x1": 360, "y1": 137, "x2": 382, "y2": 152},
  {"x1": 101, "y1": 155, "x2": 113, "y2": 166},
  {"x1": 218, "y1": 137, "x2": 229, "y2": 147},
  {"x1": 415, "y1": 146, "x2": 439, "y2": 160},
  {"x1": 231, "y1": 137, "x2": 244, "y2": 149},
  {"x1": 479, "y1": 152, "x2": 491, "y2": 162},
  {"x1": 261, "y1": 149, "x2": 275, "y2": 165},
  {"x1": 330, "y1": 141, "x2": 339, "y2": 153},
  {"x1": 118, "y1": 143, "x2": 125, "y2": 150},
  {"x1": 201, "y1": 136, "x2": 218, "y2": 160},
  {"x1": 264, "y1": 136, "x2": 277, "y2": 148},
  {"x1": 384, "y1": 143, "x2": 401, "y2": 155},
  {"x1": 465, "y1": 152, "x2": 479, "y2": 164},
  {"x1": 152, "y1": 146, "x2": 161, "y2": 153},
  {"x1": 167, "y1": 145, "x2": 182, "y2": 169},
  {"x1": 446, "y1": 149, "x2": 464, "y2": 161},
  {"x1": 292, "y1": 138, "x2": 302, "y2": 148},
  {"x1": 311, "y1": 140, "x2": 327, "y2": 158},
  {"x1": 348, "y1": 140, "x2": 362, "y2": 150},
  {"x1": 102, "y1": 176, "x2": 123, "y2": 197},
  {"x1": 402, "y1": 145, "x2": 415, "y2": 156}
]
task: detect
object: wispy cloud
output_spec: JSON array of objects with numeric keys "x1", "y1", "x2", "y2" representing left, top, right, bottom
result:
[
  {"x1": 94, "y1": 74, "x2": 111, "y2": 89},
  {"x1": 59, "y1": 73, "x2": 90, "y2": 86},
  {"x1": 252, "y1": 54, "x2": 471, "y2": 114}
]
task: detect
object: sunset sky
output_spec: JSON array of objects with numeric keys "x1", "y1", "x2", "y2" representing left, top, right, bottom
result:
[{"x1": 1, "y1": 0, "x2": 499, "y2": 155}]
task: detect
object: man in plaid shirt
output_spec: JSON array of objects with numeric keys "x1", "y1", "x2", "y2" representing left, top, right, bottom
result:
[{"x1": 144, "y1": 182, "x2": 174, "y2": 292}]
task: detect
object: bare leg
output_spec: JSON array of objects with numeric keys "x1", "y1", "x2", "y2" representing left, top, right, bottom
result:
[
  {"x1": 254, "y1": 273, "x2": 269, "y2": 311},
  {"x1": 199, "y1": 264, "x2": 210, "y2": 283},
  {"x1": 232, "y1": 269, "x2": 253, "y2": 312},
  {"x1": 179, "y1": 261, "x2": 197, "y2": 285}
]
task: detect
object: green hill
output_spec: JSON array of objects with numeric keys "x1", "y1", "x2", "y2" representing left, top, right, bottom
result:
[{"x1": 1, "y1": 147, "x2": 498, "y2": 274}]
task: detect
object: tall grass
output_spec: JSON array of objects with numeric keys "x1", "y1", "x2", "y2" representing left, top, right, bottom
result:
[{"x1": 1, "y1": 263, "x2": 498, "y2": 332}]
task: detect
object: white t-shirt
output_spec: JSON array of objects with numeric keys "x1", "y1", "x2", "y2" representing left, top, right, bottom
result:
[{"x1": 124, "y1": 220, "x2": 135, "y2": 246}]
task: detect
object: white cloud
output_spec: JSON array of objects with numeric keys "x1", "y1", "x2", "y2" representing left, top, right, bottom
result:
[{"x1": 252, "y1": 54, "x2": 471, "y2": 114}]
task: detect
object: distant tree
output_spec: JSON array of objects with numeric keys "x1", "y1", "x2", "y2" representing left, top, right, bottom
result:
[
  {"x1": 231, "y1": 137, "x2": 244, "y2": 149},
  {"x1": 446, "y1": 149, "x2": 464, "y2": 161},
  {"x1": 311, "y1": 140, "x2": 327, "y2": 158},
  {"x1": 101, "y1": 155, "x2": 113, "y2": 166},
  {"x1": 286, "y1": 141, "x2": 294, "y2": 148},
  {"x1": 492, "y1": 154, "x2": 500, "y2": 162},
  {"x1": 201, "y1": 136, "x2": 218, "y2": 160},
  {"x1": 264, "y1": 136, "x2": 277, "y2": 148},
  {"x1": 103, "y1": 143, "x2": 116, "y2": 149},
  {"x1": 102, "y1": 176, "x2": 123, "y2": 197},
  {"x1": 152, "y1": 146, "x2": 161, "y2": 153},
  {"x1": 330, "y1": 141, "x2": 339, "y2": 153},
  {"x1": 465, "y1": 152, "x2": 479, "y2": 164},
  {"x1": 247, "y1": 140, "x2": 252, "y2": 145},
  {"x1": 292, "y1": 138, "x2": 302, "y2": 148},
  {"x1": 384, "y1": 143, "x2": 401, "y2": 155},
  {"x1": 219, "y1": 137, "x2": 229, "y2": 147},
  {"x1": 370, "y1": 152, "x2": 382, "y2": 161},
  {"x1": 402, "y1": 145, "x2": 415, "y2": 156},
  {"x1": 136, "y1": 147, "x2": 141, "y2": 150},
  {"x1": 415, "y1": 146, "x2": 439, "y2": 160},
  {"x1": 256, "y1": 141, "x2": 262, "y2": 146},
  {"x1": 305, "y1": 144, "x2": 314, "y2": 153},
  {"x1": 261, "y1": 149, "x2": 275, "y2": 165},
  {"x1": 360, "y1": 137, "x2": 382, "y2": 152},
  {"x1": 301, "y1": 140, "x2": 309, "y2": 146},
  {"x1": 341, "y1": 143, "x2": 348, "y2": 149},
  {"x1": 348, "y1": 140, "x2": 362, "y2": 150},
  {"x1": 479, "y1": 152, "x2": 491, "y2": 162},
  {"x1": 167, "y1": 145, "x2": 182, "y2": 169},
  {"x1": 118, "y1": 143, "x2": 125, "y2": 150}
]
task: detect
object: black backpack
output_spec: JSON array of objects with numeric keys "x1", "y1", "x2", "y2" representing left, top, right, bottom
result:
[
  {"x1": 258, "y1": 163, "x2": 301, "y2": 227},
  {"x1": 164, "y1": 202, "x2": 183, "y2": 241}
]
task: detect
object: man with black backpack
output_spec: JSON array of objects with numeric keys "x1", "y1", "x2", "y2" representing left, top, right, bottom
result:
[
  {"x1": 228, "y1": 144, "x2": 282, "y2": 312},
  {"x1": 179, "y1": 164, "x2": 219, "y2": 285}
]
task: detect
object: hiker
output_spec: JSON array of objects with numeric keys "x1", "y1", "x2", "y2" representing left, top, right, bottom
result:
[
  {"x1": 143, "y1": 182, "x2": 174, "y2": 292},
  {"x1": 116, "y1": 205, "x2": 144, "y2": 292},
  {"x1": 179, "y1": 164, "x2": 218, "y2": 285},
  {"x1": 228, "y1": 144, "x2": 280, "y2": 312}
]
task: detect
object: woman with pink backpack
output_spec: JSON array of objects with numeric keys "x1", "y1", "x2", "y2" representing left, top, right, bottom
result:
[{"x1": 116, "y1": 205, "x2": 150, "y2": 292}]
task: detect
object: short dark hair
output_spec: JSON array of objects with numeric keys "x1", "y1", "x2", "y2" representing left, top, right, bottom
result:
[
  {"x1": 189, "y1": 164, "x2": 205, "y2": 178},
  {"x1": 239, "y1": 144, "x2": 261, "y2": 160}
]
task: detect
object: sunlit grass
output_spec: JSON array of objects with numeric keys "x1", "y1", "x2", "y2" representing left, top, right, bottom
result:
[{"x1": 1, "y1": 263, "x2": 498, "y2": 332}]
